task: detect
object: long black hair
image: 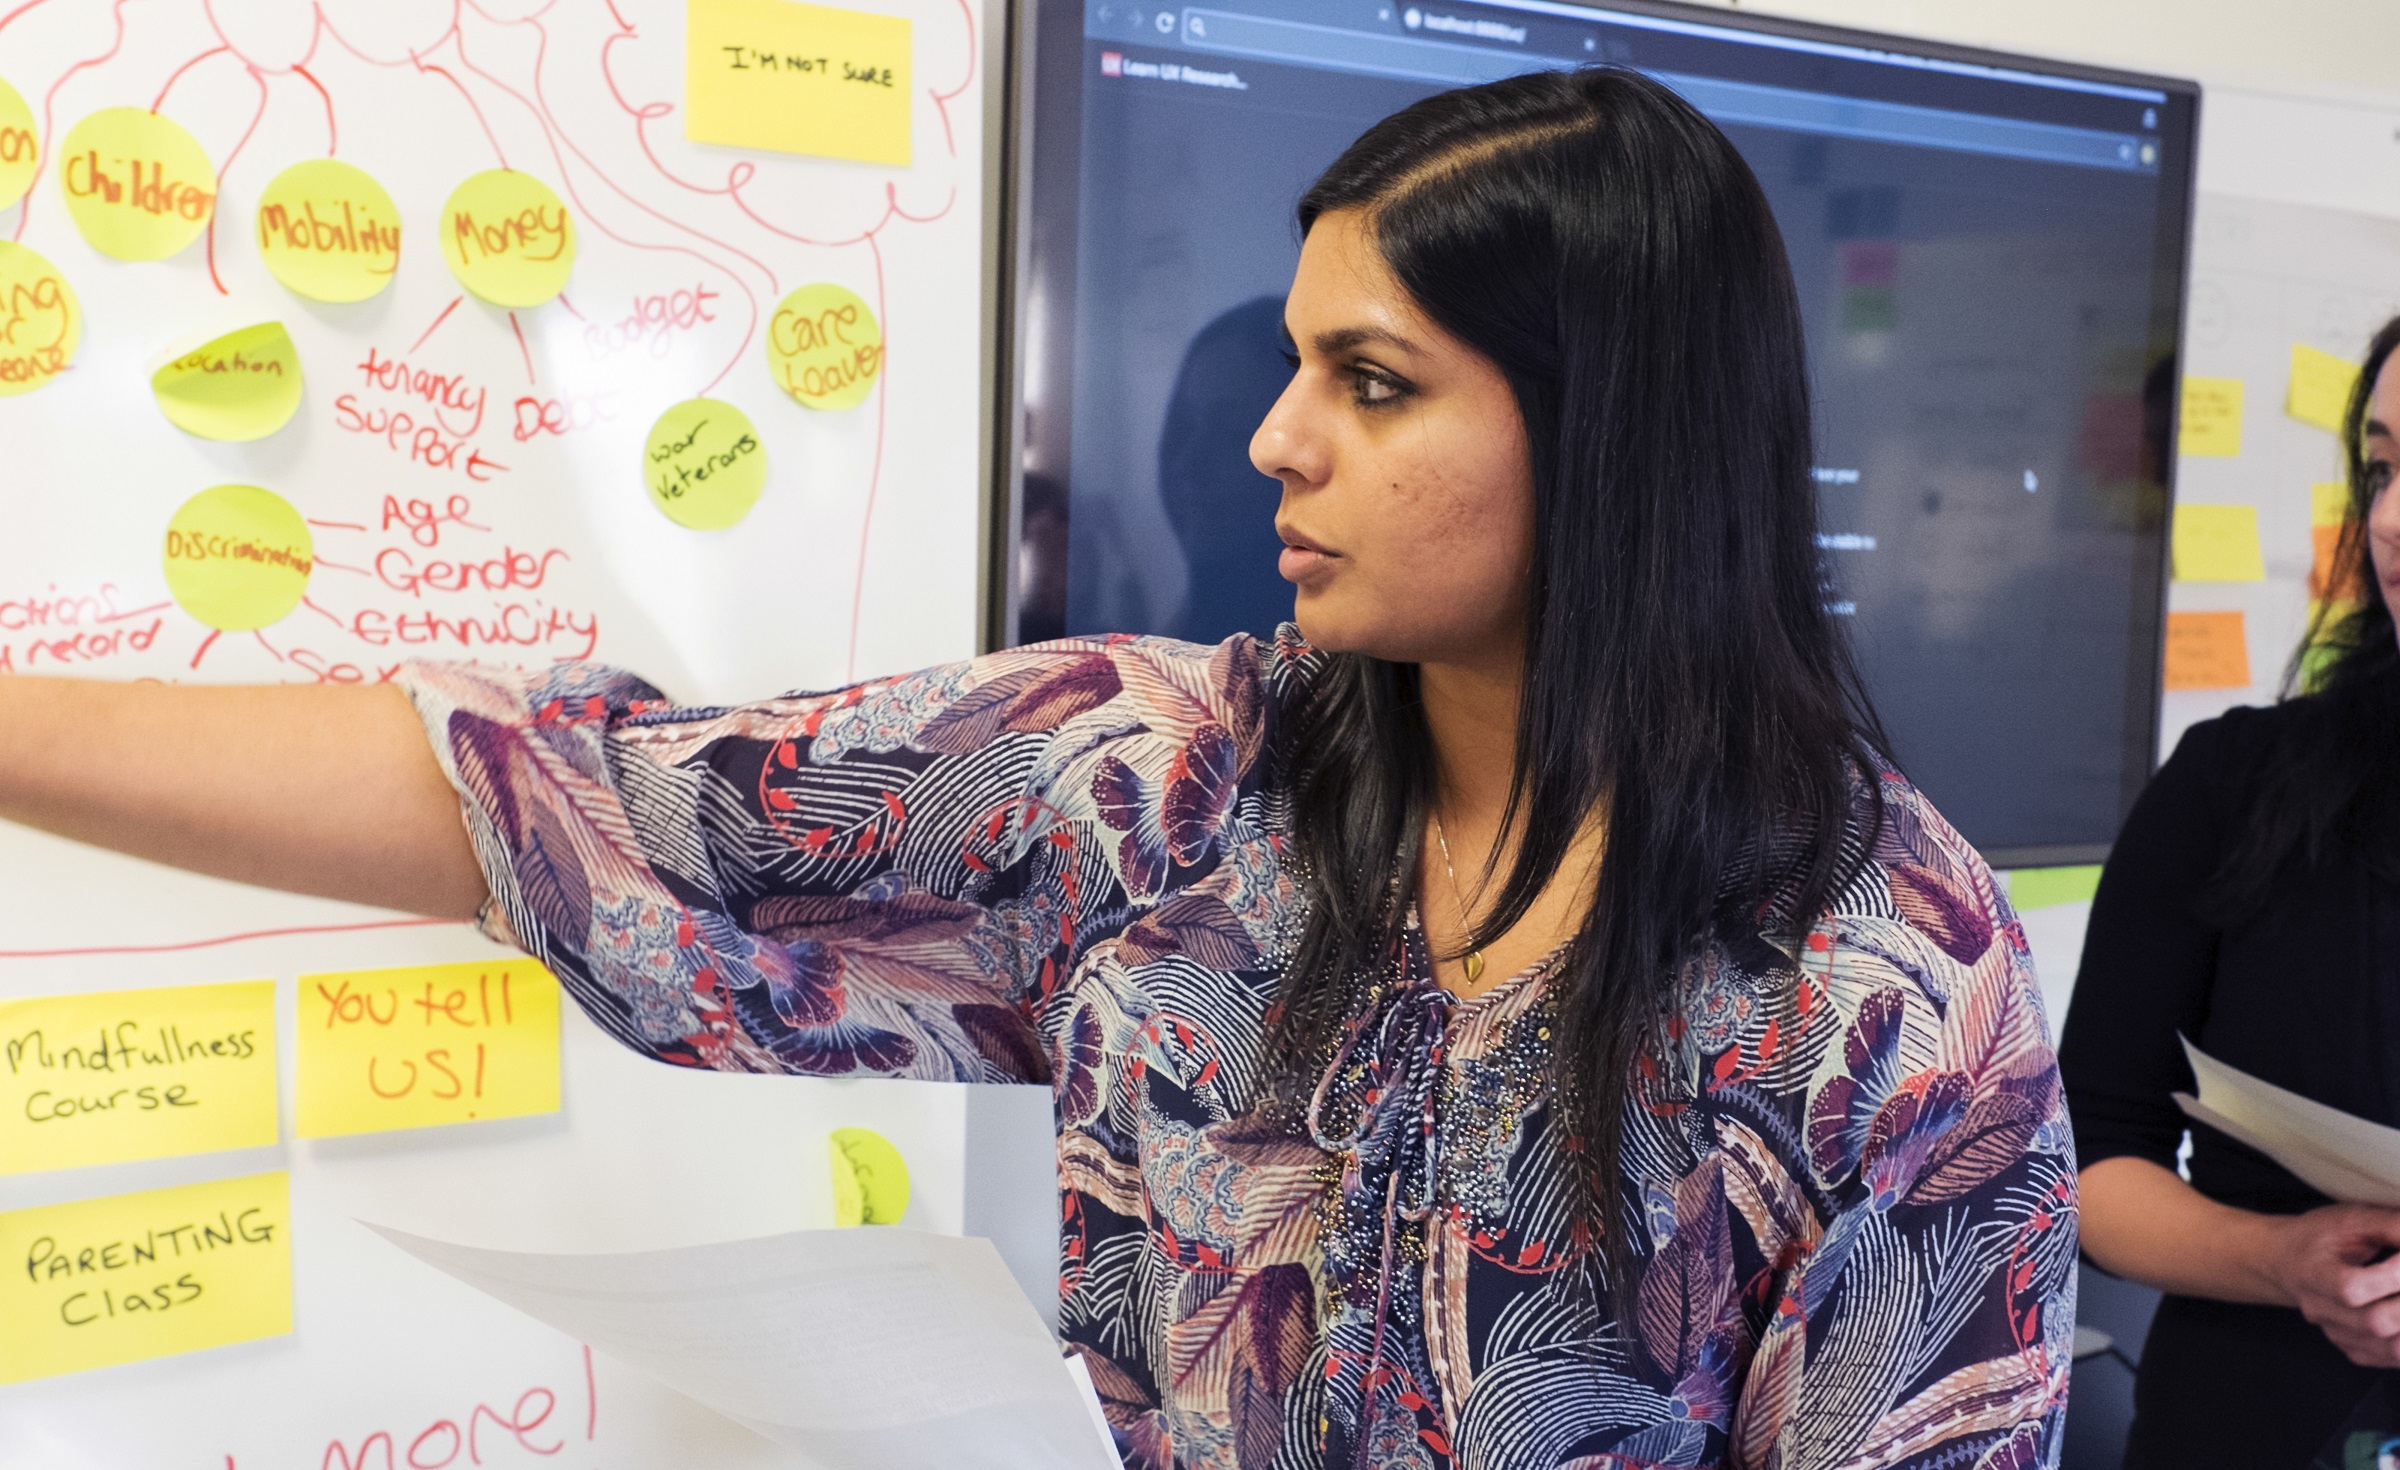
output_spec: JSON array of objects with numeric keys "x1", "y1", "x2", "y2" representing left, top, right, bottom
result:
[
  {"x1": 2215, "y1": 316, "x2": 2400, "y2": 911},
  {"x1": 1265, "y1": 68, "x2": 1887, "y2": 1280}
]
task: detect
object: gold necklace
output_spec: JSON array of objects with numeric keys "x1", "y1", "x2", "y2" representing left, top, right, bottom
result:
[{"x1": 1430, "y1": 811, "x2": 1487, "y2": 985}]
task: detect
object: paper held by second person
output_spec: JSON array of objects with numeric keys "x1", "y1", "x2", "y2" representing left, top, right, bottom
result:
[{"x1": 2175, "y1": 1035, "x2": 2400, "y2": 1208}]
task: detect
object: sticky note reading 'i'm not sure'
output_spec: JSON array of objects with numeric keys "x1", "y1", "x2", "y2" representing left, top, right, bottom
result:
[
  {"x1": 0, "y1": 981, "x2": 277, "y2": 1177},
  {"x1": 2289, "y1": 343, "x2": 2361, "y2": 435},
  {"x1": 2164, "y1": 610, "x2": 2251, "y2": 691},
  {"x1": 296, "y1": 959, "x2": 561, "y2": 1138},
  {"x1": 685, "y1": 0, "x2": 913, "y2": 167},
  {"x1": 2171, "y1": 504, "x2": 2266, "y2": 582},
  {"x1": 0, "y1": 1171, "x2": 292, "y2": 1384},
  {"x1": 2179, "y1": 376, "x2": 2243, "y2": 458}
]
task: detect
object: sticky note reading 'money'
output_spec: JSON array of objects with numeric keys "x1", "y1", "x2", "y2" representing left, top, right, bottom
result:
[
  {"x1": 0, "y1": 76, "x2": 39, "y2": 209},
  {"x1": 2178, "y1": 376, "x2": 2243, "y2": 458},
  {"x1": 0, "y1": 981, "x2": 277, "y2": 1177},
  {"x1": 2171, "y1": 504, "x2": 2265, "y2": 582},
  {"x1": 256, "y1": 158, "x2": 401, "y2": 303},
  {"x1": 646, "y1": 397, "x2": 768, "y2": 528},
  {"x1": 685, "y1": 0, "x2": 912, "y2": 167},
  {"x1": 767, "y1": 283, "x2": 883, "y2": 411},
  {"x1": 296, "y1": 958, "x2": 561, "y2": 1138},
  {"x1": 440, "y1": 169, "x2": 575, "y2": 309},
  {"x1": 0, "y1": 240, "x2": 78, "y2": 396},
  {"x1": 2288, "y1": 343, "x2": 2361, "y2": 435},
  {"x1": 151, "y1": 322, "x2": 304, "y2": 441},
  {"x1": 0, "y1": 1171, "x2": 292, "y2": 1384},
  {"x1": 2164, "y1": 610, "x2": 2251, "y2": 691},
  {"x1": 58, "y1": 107, "x2": 216, "y2": 261},
  {"x1": 163, "y1": 484, "x2": 314, "y2": 631}
]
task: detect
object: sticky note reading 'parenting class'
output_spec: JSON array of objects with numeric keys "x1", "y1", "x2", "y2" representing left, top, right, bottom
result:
[
  {"x1": 685, "y1": 0, "x2": 912, "y2": 167},
  {"x1": 0, "y1": 981, "x2": 277, "y2": 1177},
  {"x1": 645, "y1": 397, "x2": 768, "y2": 528},
  {"x1": 2288, "y1": 343, "x2": 2361, "y2": 435},
  {"x1": 0, "y1": 240, "x2": 78, "y2": 395},
  {"x1": 2008, "y1": 865, "x2": 2103, "y2": 912},
  {"x1": 296, "y1": 959, "x2": 560, "y2": 1138},
  {"x1": 58, "y1": 107, "x2": 216, "y2": 261},
  {"x1": 768, "y1": 283, "x2": 883, "y2": 410},
  {"x1": 0, "y1": 76, "x2": 38, "y2": 209},
  {"x1": 0, "y1": 1171, "x2": 291, "y2": 1384},
  {"x1": 162, "y1": 484, "x2": 313, "y2": 631},
  {"x1": 2178, "y1": 376, "x2": 2243, "y2": 458},
  {"x1": 440, "y1": 169, "x2": 575, "y2": 308},
  {"x1": 2171, "y1": 504, "x2": 2265, "y2": 582},
  {"x1": 256, "y1": 158, "x2": 401, "y2": 303},
  {"x1": 151, "y1": 322, "x2": 304, "y2": 441},
  {"x1": 2163, "y1": 610, "x2": 2251, "y2": 691}
]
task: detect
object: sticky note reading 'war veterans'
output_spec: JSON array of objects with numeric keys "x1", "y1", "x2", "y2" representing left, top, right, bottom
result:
[
  {"x1": 685, "y1": 0, "x2": 912, "y2": 167},
  {"x1": 2178, "y1": 376, "x2": 2243, "y2": 458},
  {"x1": 2164, "y1": 610, "x2": 2251, "y2": 691},
  {"x1": 2288, "y1": 343, "x2": 2361, "y2": 435},
  {"x1": 0, "y1": 1171, "x2": 291, "y2": 1384},
  {"x1": 296, "y1": 959, "x2": 560, "y2": 1138},
  {"x1": 2171, "y1": 504, "x2": 2265, "y2": 582},
  {"x1": 0, "y1": 981, "x2": 277, "y2": 1177},
  {"x1": 645, "y1": 397, "x2": 768, "y2": 528}
]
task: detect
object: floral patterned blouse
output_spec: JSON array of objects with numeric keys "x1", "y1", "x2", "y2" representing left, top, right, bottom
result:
[{"x1": 397, "y1": 628, "x2": 2076, "y2": 1470}]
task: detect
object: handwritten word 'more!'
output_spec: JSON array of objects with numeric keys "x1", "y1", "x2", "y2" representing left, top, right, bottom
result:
[{"x1": 63, "y1": 152, "x2": 213, "y2": 220}]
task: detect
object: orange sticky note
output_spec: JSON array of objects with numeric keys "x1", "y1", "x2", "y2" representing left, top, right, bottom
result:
[
  {"x1": 296, "y1": 958, "x2": 560, "y2": 1138},
  {"x1": 2310, "y1": 523, "x2": 2365, "y2": 603},
  {"x1": 2164, "y1": 610, "x2": 2251, "y2": 691}
]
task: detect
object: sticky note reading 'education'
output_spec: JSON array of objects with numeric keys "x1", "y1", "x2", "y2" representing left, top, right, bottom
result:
[
  {"x1": 768, "y1": 282, "x2": 883, "y2": 410},
  {"x1": 2288, "y1": 343, "x2": 2360, "y2": 435},
  {"x1": 151, "y1": 321, "x2": 304, "y2": 441},
  {"x1": 0, "y1": 239, "x2": 79, "y2": 396},
  {"x1": 645, "y1": 397, "x2": 768, "y2": 528},
  {"x1": 296, "y1": 958, "x2": 560, "y2": 1138},
  {"x1": 58, "y1": 107, "x2": 216, "y2": 261},
  {"x1": 2171, "y1": 503, "x2": 2265, "y2": 582},
  {"x1": 162, "y1": 484, "x2": 313, "y2": 632},
  {"x1": 2178, "y1": 376, "x2": 2243, "y2": 458},
  {"x1": 685, "y1": 0, "x2": 912, "y2": 167},
  {"x1": 256, "y1": 158, "x2": 401, "y2": 303},
  {"x1": 0, "y1": 981, "x2": 277, "y2": 1177},
  {"x1": 0, "y1": 76, "x2": 38, "y2": 210},
  {"x1": 2164, "y1": 610, "x2": 2251, "y2": 691},
  {"x1": 0, "y1": 1171, "x2": 292, "y2": 1384},
  {"x1": 440, "y1": 169, "x2": 575, "y2": 309}
]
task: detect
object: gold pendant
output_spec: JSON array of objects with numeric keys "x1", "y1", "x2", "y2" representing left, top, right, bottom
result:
[{"x1": 1462, "y1": 950, "x2": 1485, "y2": 985}]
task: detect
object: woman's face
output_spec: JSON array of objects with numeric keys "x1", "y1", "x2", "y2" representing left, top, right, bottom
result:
[
  {"x1": 1249, "y1": 208, "x2": 1537, "y2": 668},
  {"x1": 2368, "y1": 353, "x2": 2400, "y2": 624}
]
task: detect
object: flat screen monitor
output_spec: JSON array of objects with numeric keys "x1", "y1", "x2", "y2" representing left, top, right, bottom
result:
[{"x1": 995, "y1": 0, "x2": 2199, "y2": 867}]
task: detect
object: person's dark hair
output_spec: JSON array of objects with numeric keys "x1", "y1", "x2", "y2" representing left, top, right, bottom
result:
[
  {"x1": 2215, "y1": 316, "x2": 2400, "y2": 911},
  {"x1": 1265, "y1": 68, "x2": 1887, "y2": 1291}
]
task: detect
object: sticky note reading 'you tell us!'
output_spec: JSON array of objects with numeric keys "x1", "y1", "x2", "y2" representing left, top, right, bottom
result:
[
  {"x1": 685, "y1": 0, "x2": 912, "y2": 167},
  {"x1": 297, "y1": 959, "x2": 560, "y2": 1138}
]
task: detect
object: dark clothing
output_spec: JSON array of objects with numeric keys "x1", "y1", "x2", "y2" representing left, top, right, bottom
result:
[{"x1": 2060, "y1": 703, "x2": 2396, "y2": 1467}]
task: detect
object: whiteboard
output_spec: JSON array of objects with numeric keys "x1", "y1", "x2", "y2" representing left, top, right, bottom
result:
[{"x1": 0, "y1": 0, "x2": 1006, "y2": 1464}]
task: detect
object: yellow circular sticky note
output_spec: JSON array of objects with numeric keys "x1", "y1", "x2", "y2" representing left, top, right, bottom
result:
[
  {"x1": 58, "y1": 107, "x2": 217, "y2": 261},
  {"x1": 439, "y1": 169, "x2": 575, "y2": 308},
  {"x1": 644, "y1": 398, "x2": 767, "y2": 529},
  {"x1": 151, "y1": 321, "x2": 305, "y2": 441},
  {"x1": 256, "y1": 159, "x2": 401, "y2": 303},
  {"x1": 163, "y1": 484, "x2": 313, "y2": 632},
  {"x1": 0, "y1": 240, "x2": 78, "y2": 396},
  {"x1": 0, "y1": 77, "x2": 39, "y2": 210},
  {"x1": 766, "y1": 283, "x2": 883, "y2": 411},
  {"x1": 828, "y1": 1127, "x2": 910, "y2": 1227}
]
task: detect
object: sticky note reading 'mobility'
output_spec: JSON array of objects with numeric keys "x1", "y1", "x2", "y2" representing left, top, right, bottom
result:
[
  {"x1": 2288, "y1": 343, "x2": 2361, "y2": 436},
  {"x1": 0, "y1": 981, "x2": 277, "y2": 1177},
  {"x1": 0, "y1": 1171, "x2": 291, "y2": 1384},
  {"x1": 151, "y1": 322, "x2": 304, "y2": 441},
  {"x1": 296, "y1": 959, "x2": 560, "y2": 1138},
  {"x1": 2179, "y1": 376, "x2": 2243, "y2": 458},
  {"x1": 2164, "y1": 609, "x2": 2251, "y2": 691},
  {"x1": 685, "y1": 0, "x2": 912, "y2": 167},
  {"x1": 256, "y1": 158, "x2": 401, "y2": 303},
  {"x1": 2171, "y1": 504, "x2": 2265, "y2": 582}
]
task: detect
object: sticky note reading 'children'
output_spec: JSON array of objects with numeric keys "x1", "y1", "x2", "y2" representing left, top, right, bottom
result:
[
  {"x1": 0, "y1": 76, "x2": 39, "y2": 210},
  {"x1": 296, "y1": 959, "x2": 560, "y2": 1138},
  {"x1": 768, "y1": 282, "x2": 883, "y2": 410},
  {"x1": 162, "y1": 484, "x2": 313, "y2": 631},
  {"x1": 2164, "y1": 610, "x2": 2251, "y2": 691},
  {"x1": 0, "y1": 1171, "x2": 292, "y2": 1384},
  {"x1": 2288, "y1": 343, "x2": 2360, "y2": 435},
  {"x1": 0, "y1": 240, "x2": 79, "y2": 395},
  {"x1": 58, "y1": 107, "x2": 216, "y2": 261},
  {"x1": 645, "y1": 397, "x2": 768, "y2": 528},
  {"x1": 256, "y1": 158, "x2": 401, "y2": 303},
  {"x1": 2171, "y1": 504, "x2": 2265, "y2": 582},
  {"x1": 0, "y1": 981, "x2": 277, "y2": 1177},
  {"x1": 685, "y1": 0, "x2": 912, "y2": 167},
  {"x1": 2178, "y1": 376, "x2": 2243, "y2": 458},
  {"x1": 150, "y1": 321, "x2": 304, "y2": 440},
  {"x1": 440, "y1": 169, "x2": 575, "y2": 308}
]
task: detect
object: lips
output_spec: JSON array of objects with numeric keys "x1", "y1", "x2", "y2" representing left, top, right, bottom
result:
[{"x1": 1276, "y1": 525, "x2": 1337, "y2": 584}]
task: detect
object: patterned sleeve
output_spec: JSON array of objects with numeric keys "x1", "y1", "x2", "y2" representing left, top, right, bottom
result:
[
  {"x1": 392, "y1": 634, "x2": 1278, "y2": 1084},
  {"x1": 1736, "y1": 775, "x2": 2077, "y2": 1468}
]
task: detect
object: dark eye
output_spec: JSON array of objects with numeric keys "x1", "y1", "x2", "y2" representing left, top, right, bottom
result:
[
  {"x1": 1348, "y1": 366, "x2": 1407, "y2": 407},
  {"x1": 2369, "y1": 460, "x2": 2395, "y2": 498}
]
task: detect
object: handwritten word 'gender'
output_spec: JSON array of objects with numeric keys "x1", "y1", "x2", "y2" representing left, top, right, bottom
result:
[
  {"x1": 375, "y1": 546, "x2": 568, "y2": 599},
  {"x1": 63, "y1": 151, "x2": 212, "y2": 221},
  {"x1": 25, "y1": 1206, "x2": 275, "y2": 1326}
]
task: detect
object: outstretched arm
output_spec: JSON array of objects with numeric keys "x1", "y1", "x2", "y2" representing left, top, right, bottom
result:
[{"x1": 0, "y1": 676, "x2": 488, "y2": 921}]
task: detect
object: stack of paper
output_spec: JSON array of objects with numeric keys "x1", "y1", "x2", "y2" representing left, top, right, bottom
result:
[{"x1": 2175, "y1": 1036, "x2": 2400, "y2": 1207}]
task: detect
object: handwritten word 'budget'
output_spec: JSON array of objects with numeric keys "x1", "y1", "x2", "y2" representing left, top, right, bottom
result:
[
  {"x1": 0, "y1": 1171, "x2": 291, "y2": 1384},
  {"x1": 57, "y1": 107, "x2": 217, "y2": 261},
  {"x1": 297, "y1": 959, "x2": 561, "y2": 1138},
  {"x1": 0, "y1": 240, "x2": 80, "y2": 395},
  {"x1": 1, "y1": 982, "x2": 277, "y2": 1176}
]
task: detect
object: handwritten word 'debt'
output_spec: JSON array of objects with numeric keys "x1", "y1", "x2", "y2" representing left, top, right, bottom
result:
[{"x1": 298, "y1": 961, "x2": 561, "y2": 1138}]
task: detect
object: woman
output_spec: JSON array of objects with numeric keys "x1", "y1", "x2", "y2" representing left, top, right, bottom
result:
[
  {"x1": 2062, "y1": 318, "x2": 2400, "y2": 1466},
  {"x1": 0, "y1": 72, "x2": 2071, "y2": 1465}
]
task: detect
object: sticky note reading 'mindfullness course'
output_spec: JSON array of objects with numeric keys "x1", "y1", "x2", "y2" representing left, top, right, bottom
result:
[
  {"x1": 685, "y1": 0, "x2": 912, "y2": 166},
  {"x1": 296, "y1": 959, "x2": 561, "y2": 1138}
]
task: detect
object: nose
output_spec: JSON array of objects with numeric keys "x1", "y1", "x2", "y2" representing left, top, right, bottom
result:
[{"x1": 1249, "y1": 371, "x2": 1327, "y2": 490}]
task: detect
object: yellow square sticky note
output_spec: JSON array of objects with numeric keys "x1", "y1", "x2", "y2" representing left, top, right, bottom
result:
[
  {"x1": 2164, "y1": 609, "x2": 2251, "y2": 690},
  {"x1": 0, "y1": 1171, "x2": 291, "y2": 1384},
  {"x1": 2313, "y1": 481, "x2": 2352, "y2": 527},
  {"x1": 685, "y1": 0, "x2": 912, "y2": 167},
  {"x1": 2288, "y1": 343, "x2": 2361, "y2": 435},
  {"x1": 2179, "y1": 376, "x2": 2243, "y2": 458},
  {"x1": 1, "y1": 981, "x2": 278, "y2": 1177},
  {"x1": 296, "y1": 959, "x2": 560, "y2": 1138},
  {"x1": 2171, "y1": 503, "x2": 2266, "y2": 582},
  {"x1": 2008, "y1": 865, "x2": 2103, "y2": 911}
]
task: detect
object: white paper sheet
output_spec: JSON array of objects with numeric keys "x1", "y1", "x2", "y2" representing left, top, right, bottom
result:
[
  {"x1": 2174, "y1": 1035, "x2": 2400, "y2": 1208},
  {"x1": 368, "y1": 1222, "x2": 1120, "y2": 1470}
]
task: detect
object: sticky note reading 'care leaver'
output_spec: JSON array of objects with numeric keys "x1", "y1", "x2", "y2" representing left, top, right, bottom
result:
[
  {"x1": 767, "y1": 283, "x2": 883, "y2": 410},
  {"x1": 440, "y1": 169, "x2": 575, "y2": 308},
  {"x1": 2288, "y1": 344, "x2": 2361, "y2": 435},
  {"x1": 296, "y1": 959, "x2": 560, "y2": 1138},
  {"x1": 0, "y1": 1171, "x2": 292, "y2": 1384},
  {"x1": 0, "y1": 75, "x2": 39, "y2": 210},
  {"x1": 256, "y1": 158, "x2": 401, "y2": 303},
  {"x1": 685, "y1": 0, "x2": 912, "y2": 167},
  {"x1": 0, "y1": 240, "x2": 78, "y2": 396},
  {"x1": 2178, "y1": 376, "x2": 2243, "y2": 458},
  {"x1": 645, "y1": 397, "x2": 768, "y2": 528},
  {"x1": 162, "y1": 484, "x2": 313, "y2": 631},
  {"x1": 2171, "y1": 504, "x2": 2265, "y2": 582},
  {"x1": 0, "y1": 981, "x2": 277, "y2": 1177},
  {"x1": 57, "y1": 107, "x2": 216, "y2": 261},
  {"x1": 151, "y1": 322, "x2": 304, "y2": 441},
  {"x1": 2164, "y1": 610, "x2": 2251, "y2": 691}
]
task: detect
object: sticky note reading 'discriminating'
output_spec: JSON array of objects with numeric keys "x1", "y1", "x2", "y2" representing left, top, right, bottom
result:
[
  {"x1": 684, "y1": 0, "x2": 912, "y2": 167},
  {"x1": 296, "y1": 959, "x2": 560, "y2": 1138},
  {"x1": 0, "y1": 76, "x2": 38, "y2": 210},
  {"x1": 2179, "y1": 376, "x2": 2243, "y2": 458},
  {"x1": 151, "y1": 322, "x2": 304, "y2": 441},
  {"x1": 0, "y1": 240, "x2": 78, "y2": 395},
  {"x1": 0, "y1": 1171, "x2": 292, "y2": 1384},
  {"x1": 2288, "y1": 343, "x2": 2361, "y2": 436},
  {"x1": 256, "y1": 158, "x2": 401, "y2": 303},
  {"x1": 2171, "y1": 504, "x2": 2265, "y2": 582},
  {"x1": 162, "y1": 484, "x2": 314, "y2": 632},
  {"x1": 440, "y1": 169, "x2": 575, "y2": 309},
  {"x1": 0, "y1": 981, "x2": 277, "y2": 1177},
  {"x1": 57, "y1": 107, "x2": 216, "y2": 261},
  {"x1": 2164, "y1": 610, "x2": 2251, "y2": 691}
]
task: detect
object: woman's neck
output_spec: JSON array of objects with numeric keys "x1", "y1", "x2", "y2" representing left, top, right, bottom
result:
[{"x1": 1418, "y1": 653, "x2": 1522, "y2": 840}]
